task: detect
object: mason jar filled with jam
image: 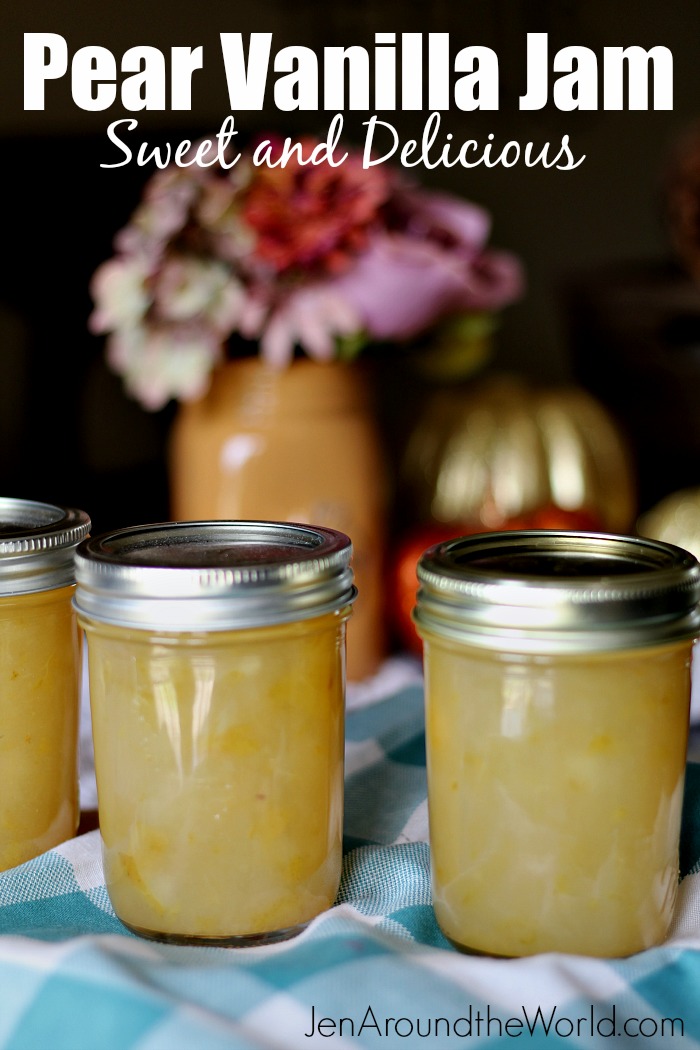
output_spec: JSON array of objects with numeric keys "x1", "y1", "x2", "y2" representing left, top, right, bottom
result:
[
  {"x1": 74, "y1": 520, "x2": 355, "y2": 946},
  {"x1": 414, "y1": 530, "x2": 700, "y2": 958},
  {"x1": 0, "y1": 497, "x2": 91, "y2": 871}
]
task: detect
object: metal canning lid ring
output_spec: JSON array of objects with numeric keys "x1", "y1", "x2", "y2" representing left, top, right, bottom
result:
[
  {"x1": 0, "y1": 497, "x2": 91, "y2": 596},
  {"x1": 73, "y1": 519, "x2": 356, "y2": 631},
  {"x1": 414, "y1": 529, "x2": 700, "y2": 653}
]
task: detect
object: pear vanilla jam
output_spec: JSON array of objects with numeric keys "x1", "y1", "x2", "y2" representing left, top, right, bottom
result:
[
  {"x1": 415, "y1": 530, "x2": 700, "y2": 958},
  {"x1": 0, "y1": 497, "x2": 90, "y2": 871},
  {"x1": 74, "y1": 520, "x2": 355, "y2": 946}
]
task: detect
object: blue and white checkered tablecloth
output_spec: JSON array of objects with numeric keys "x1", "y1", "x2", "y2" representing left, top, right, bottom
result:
[{"x1": 2, "y1": 659, "x2": 700, "y2": 1050}]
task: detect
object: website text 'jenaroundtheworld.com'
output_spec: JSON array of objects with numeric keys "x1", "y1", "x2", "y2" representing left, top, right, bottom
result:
[{"x1": 303, "y1": 1003, "x2": 685, "y2": 1041}]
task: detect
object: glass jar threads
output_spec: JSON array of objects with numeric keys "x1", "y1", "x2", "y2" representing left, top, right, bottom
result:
[
  {"x1": 0, "y1": 497, "x2": 91, "y2": 871},
  {"x1": 414, "y1": 530, "x2": 700, "y2": 958},
  {"x1": 74, "y1": 520, "x2": 355, "y2": 946}
]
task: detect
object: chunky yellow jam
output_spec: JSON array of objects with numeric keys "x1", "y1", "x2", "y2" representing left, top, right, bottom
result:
[
  {"x1": 0, "y1": 585, "x2": 81, "y2": 871},
  {"x1": 422, "y1": 637, "x2": 692, "y2": 957},
  {"x1": 82, "y1": 612, "x2": 347, "y2": 942}
]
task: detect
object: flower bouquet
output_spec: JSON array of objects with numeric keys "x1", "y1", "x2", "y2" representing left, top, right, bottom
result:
[
  {"x1": 89, "y1": 134, "x2": 524, "y2": 678},
  {"x1": 89, "y1": 135, "x2": 524, "y2": 409}
]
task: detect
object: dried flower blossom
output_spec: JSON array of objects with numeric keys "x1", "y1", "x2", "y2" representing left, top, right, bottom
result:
[
  {"x1": 242, "y1": 145, "x2": 393, "y2": 276},
  {"x1": 107, "y1": 325, "x2": 222, "y2": 411},
  {"x1": 152, "y1": 256, "x2": 244, "y2": 329},
  {"x1": 89, "y1": 256, "x2": 152, "y2": 333},
  {"x1": 89, "y1": 135, "x2": 524, "y2": 410}
]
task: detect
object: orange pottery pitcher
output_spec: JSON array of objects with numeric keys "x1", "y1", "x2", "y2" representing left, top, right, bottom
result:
[{"x1": 169, "y1": 357, "x2": 388, "y2": 681}]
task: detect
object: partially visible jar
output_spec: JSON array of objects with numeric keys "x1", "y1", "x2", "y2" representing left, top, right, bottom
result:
[
  {"x1": 74, "y1": 520, "x2": 355, "y2": 946},
  {"x1": 414, "y1": 530, "x2": 700, "y2": 958},
  {"x1": 0, "y1": 497, "x2": 91, "y2": 871}
]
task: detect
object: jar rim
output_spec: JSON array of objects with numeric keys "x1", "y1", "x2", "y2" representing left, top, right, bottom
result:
[
  {"x1": 74, "y1": 519, "x2": 356, "y2": 631},
  {"x1": 0, "y1": 497, "x2": 91, "y2": 595},
  {"x1": 414, "y1": 530, "x2": 700, "y2": 652}
]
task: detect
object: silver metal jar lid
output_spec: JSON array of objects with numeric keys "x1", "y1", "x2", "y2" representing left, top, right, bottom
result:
[
  {"x1": 0, "y1": 497, "x2": 91, "y2": 596},
  {"x1": 414, "y1": 530, "x2": 700, "y2": 653},
  {"x1": 73, "y1": 520, "x2": 356, "y2": 631}
]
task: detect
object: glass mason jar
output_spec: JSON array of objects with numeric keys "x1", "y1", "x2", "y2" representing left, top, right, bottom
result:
[
  {"x1": 0, "y1": 497, "x2": 91, "y2": 871},
  {"x1": 414, "y1": 530, "x2": 700, "y2": 958},
  {"x1": 74, "y1": 520, "x2": 355, "y2": 946}
]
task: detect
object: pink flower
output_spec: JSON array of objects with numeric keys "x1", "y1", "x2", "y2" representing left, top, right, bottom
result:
[
  {"x1": 249, "y1": 283, "x2": 361, "y2": 369},
  {"x1": 393, "y1": 188, "x2": 493, "y2": 253},
  {"x1": 196, "y1": 175, "x2": 256, "y2": 264},
  {"x1": 114, "y1": 169, "x2": 200, "y2": 260},
  {"x1": 328, "y1": 187, "x2": 525, "y2": 341},
  {"x1": 331, "y1": 233, "x2": 524, "y2": 342}
]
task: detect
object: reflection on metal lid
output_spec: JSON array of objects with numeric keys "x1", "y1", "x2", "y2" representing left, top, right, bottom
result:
[
  {"x1": 74, "y1": 520, "x2": 356, "y2": 631},
  {"x1": 0, "y1": 497, "x2": 91, "y2": 595},
  {"x1": 415, "y1": 530, "x2": 700, "y2": 653}
]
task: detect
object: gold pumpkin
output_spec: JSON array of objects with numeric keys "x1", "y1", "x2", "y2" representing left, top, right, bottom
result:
[
  {"x1": 399, "y1": 373, "x2": 637, "y2": 531},
  {"x1": 637, "y1": 488, "x2": 700, "y2": 560}
]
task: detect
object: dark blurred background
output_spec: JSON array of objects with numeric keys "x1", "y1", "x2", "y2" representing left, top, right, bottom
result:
[{"x1": 3, "y1": 0, "x2": 700, "y2": 535}]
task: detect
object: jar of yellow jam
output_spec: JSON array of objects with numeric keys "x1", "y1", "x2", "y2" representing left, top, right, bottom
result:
[
  {"x1": 414, "y1": 530, "x2": 700, "y2": 958},
  {"x1": 0, "y1": 497, "x2": 90, "y2": 871},
  {"x1": 74, "y1": 520, "x2": 355, "y2": 946}
]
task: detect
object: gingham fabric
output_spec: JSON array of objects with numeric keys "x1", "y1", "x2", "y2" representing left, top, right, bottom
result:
[{"x1": 1, "y1": 664, "x2": 700, "y2": 1050}]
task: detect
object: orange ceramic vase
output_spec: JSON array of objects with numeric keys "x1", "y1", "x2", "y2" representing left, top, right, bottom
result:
[{"x1": 168, "y1": 357, "x2": 388, "y2": 681}]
